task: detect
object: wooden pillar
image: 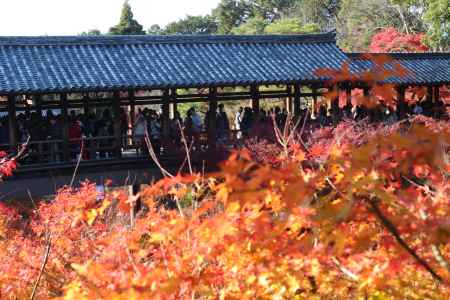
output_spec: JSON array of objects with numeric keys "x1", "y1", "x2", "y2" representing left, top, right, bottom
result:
[
  {"x1": 112, "y1": 91, "x2": 122, "y2": 159},
  {"x1": 60, "y1": 93, "x2": 70, "y2": 162},
  {"x1": 162, "y1": 89, "x2": 170, "y2": 150},
  {"x1": 172, "y1": 102, "x2": 178, "y2": 117},
  {"x1": 129, "y1": 90, "x2": 135, "y2": 127},
  {"x1": 433, "y1": 85, "x2": 440, "y2": 102},
  {"x1": 32, "y1": 94, "x2": 44, "y2": 161},
  {"x1": 250, "y1": 85, "x2": 260, "y2": 113},
  {"x1": 346, "y1": 86, "x2": 352, "y2": 106},
  {"x1": 33, "y1": 94, "x2": 42, "y2": 119},
  {"x1": 7, "y1": 95, "x2": 17, "y2": 151},
  {"x1": 312, "y1": 87, "x2": 318, "y2": 117},
  {"x1": 82, "y1": 94, "x2": 89, "y2": 115},
  {"x1": 426, "y1": 86, "x2": 433, "y2": 102},
  {"x1": 285, "y1": 85, "x2": 293, "y2": 113},
  {"x1": 396, "y1": 86, "x2": 406, "y2": 119},
  {"x1": 169, "y1": 88, "x2": 177, "y2": 119},
  {"x1": 363, "y1": 86, "x2": 370, "y2": 98},
  {"x1": 331, "y1": 86, "x2": 340, "y2": 125},
  {"x1": 293, "y1": 83, "x2": 301, "y2": 117},
  {"x1": 208, "y1": 87, "x2": 217, "y2": 148}
]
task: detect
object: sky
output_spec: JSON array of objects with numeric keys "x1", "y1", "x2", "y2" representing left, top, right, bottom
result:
[{"x1": 0, "y1": 0, "x2": 221, "y2": 36}]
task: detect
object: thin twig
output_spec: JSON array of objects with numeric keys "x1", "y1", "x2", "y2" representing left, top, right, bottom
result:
[
  {"x1": 144, "y1": 131, "x2": 173, "y2": 178},
  {"x1": 432, "y1": 245, "x2": 450, "y2": 272},
  {"x1": 177, "y1": 120, "x2": 193, "y2": 175},
  {"x1": 27, "y1": 189, "x2": 37, "y2": 209},
  {"x1": 331, "y1": 257, "x2": 359, "y2": 281},
  {"x1": 128, "y1": 185, "x2": 140, "y2": 228},
  {"x1": 401, "y1": 175, "x2": 436, "y2": 197},
  {"x1": 30, "y1": 235, "x2": 51, "y2": 300},
  {"x1": 177, "y1": 141, "x2": 194, "y2": 174},
  {"x1": 69, "y1": 139, "x2": 84, "y2": 188},
  {"x1": 419, "y1": 209, "x2": 450, "y2": 272}
]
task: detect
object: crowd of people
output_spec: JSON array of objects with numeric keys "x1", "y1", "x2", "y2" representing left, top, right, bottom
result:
[
  {"x1": 0, "y1": 108, "x2": 128, "y2": 163},
  {"x1": 0, "y1": 96, "x2": 447, "y2": 165}
]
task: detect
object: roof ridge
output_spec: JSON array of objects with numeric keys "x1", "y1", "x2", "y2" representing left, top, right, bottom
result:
[{"x1": 0, "y1": 32, "x2": 336, "y2": 46}]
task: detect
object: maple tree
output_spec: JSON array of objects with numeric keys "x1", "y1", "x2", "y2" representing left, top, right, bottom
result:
[
  {"x1": 369, "y1": 27, "x2": 428, "y2": 52},
  {"x1": 0, "y1": 57, "x2": 449, "y2": 299}
]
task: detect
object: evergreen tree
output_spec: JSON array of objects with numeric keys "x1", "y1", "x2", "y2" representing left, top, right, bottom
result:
[
  {"x1": 109, "y1": 0, "x2": 145, "y2": 35},
  {"x1": 164, "y1": 15, "x2": 218, "y2": 35},
  {"x1": 148, "y1": 24, "x2": 163, "y2": 35},
  {"x1": 213, "y1": 0, "x2": 254, "y2": 34},
  {"x1": 231, "y1": 17, "x2": 269, "y2": 34},
  {"x1": 80, "y1": 29, "x2": 102, "y2": 36},
  {"x1": 264, "y1": 18, "x2": 320, "y2": 34},
  {"x1": 249, "y1": 0, "x2": 297, "y2": 21}
]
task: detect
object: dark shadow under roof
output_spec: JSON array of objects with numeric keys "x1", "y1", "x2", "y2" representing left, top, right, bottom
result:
[{"x1": 0, "y1": 32, "x2": 347, "y2": 94}]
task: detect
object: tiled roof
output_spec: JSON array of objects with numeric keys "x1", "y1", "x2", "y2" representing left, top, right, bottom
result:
[
  {"x1": 348, "y1": 53, "x2": 450, "y2": 85},
  {"x1": 0, "y1": 33, "x2": 347, "y2": 94}
]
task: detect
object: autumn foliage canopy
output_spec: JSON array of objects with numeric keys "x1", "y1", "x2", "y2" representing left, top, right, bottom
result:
[
  {"x1": 0, "y1": 57, "x2": 449, "y2": 299},
  {"x1": 369, "y1": 27, "x2": 429, "y2": 53}
]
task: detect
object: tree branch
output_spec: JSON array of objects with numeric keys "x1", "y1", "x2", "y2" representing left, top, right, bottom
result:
[
  {"x1": 367, "y1": 197, "x2": 442, "y2": 282},
  {"x1": 30, "y1": 235, "x2": 51, "y2": 300}
]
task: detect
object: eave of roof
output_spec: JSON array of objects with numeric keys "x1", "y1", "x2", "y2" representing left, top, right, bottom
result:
[{"x1": 346, "y1": 52, "x2": 450, "y2": 85}]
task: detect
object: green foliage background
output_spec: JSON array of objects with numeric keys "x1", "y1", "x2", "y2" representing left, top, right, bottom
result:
[{"x1": 91, "y1": 0, "x2": 449, "y2": 52}]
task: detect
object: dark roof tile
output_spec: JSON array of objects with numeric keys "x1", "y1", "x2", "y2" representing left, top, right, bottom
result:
[
  {"x1": 348, "y1": 53, "x2": 450, "y2": 85},
  {"x1": 0, "y1": 33, "x2": 346, "y2": 93}
]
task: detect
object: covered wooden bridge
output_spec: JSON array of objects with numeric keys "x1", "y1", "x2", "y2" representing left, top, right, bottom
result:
[{"x1": 0, "y1": 33, "x2": 448, "y2": 174}]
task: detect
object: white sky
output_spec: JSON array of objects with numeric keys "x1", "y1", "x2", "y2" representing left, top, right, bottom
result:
[{"x1": 0, "y1": 0, "x2": 220, "y2": 36}]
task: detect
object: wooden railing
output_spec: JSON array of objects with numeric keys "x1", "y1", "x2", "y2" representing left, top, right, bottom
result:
[{"x1": 4, "y1": 130, "x2": 245, "y2": 170}]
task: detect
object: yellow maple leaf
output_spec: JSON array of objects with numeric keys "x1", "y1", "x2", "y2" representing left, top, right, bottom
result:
[{"x1": 86, "y1": 209, "x2": 98, "y2": 226}]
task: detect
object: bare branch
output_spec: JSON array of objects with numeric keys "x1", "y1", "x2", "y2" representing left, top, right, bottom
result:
[
  {"x1": 30, "y1": 235, "x2": 51, "y2": 300},
  {"x1": 70, "y1": 139, "x2": 84, "y2": 188},
  {"x1": 144, "y1": 131, "x2": 173, "y2": 178},
  {"x1": 177, "y1": 120, "x2": 193, "y2": 175}
]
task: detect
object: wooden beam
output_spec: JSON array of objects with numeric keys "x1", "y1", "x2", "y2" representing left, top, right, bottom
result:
[
  {"x1": 293, "y1": 83, "x2": 301, "y2": 116},
  {"x1": 208, "y1": 87, "x2": 217, "y2": 148},
  {"x1": 250, "y1": 85, "x2": 260, "y2": 113},
  {"x1": 60, "y1": 93, "x2": 70, "y2": 162},
  {"x1": 7, "y1": 95, "x2": 17, "y2": 151},
  {"x1": 112, "y1": 91, "x2": 122, "y2": 159}
]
